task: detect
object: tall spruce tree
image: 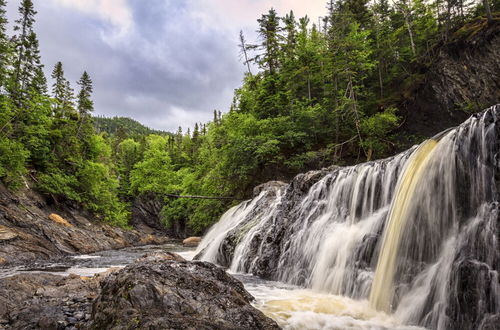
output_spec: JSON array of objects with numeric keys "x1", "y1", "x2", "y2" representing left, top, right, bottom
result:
[
  {"x1": 256, "y1": 9, "x2": 281, "y2": 74},
  {"x1": 0, "y1": 0, "x2": 10, "y2": 90},
  {"x1": 77, "y1": 71, "x2": 93, "y2": 117},
  {"x1": 11, "y1": 0, "x2": 42, "y2": 99},
  {"x1": 51, "y1": 61, "x2": 74, "y2": 117}
]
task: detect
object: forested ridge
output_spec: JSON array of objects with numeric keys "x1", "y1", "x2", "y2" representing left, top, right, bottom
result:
[{"x1": 0, "y1": 0, "x2": 497, "y2": 234}]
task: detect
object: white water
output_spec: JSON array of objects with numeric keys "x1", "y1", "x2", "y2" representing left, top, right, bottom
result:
[{"x1": 197, "y1": 107, "x2": 499, "y2": 329}]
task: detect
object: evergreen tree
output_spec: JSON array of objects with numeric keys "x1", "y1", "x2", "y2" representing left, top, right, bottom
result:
[
  {"x1": 256, "y1": 9, "x2": 282, "y2": 74},
  {"x1": 30, "y1": 65, "x2": 47, "y2": 95},
  {"x1": 77, "y1": 71, "x2": 93, "y2": 117},
  {"x1": 0, "y1": 0, "x2": 10, "y2": 90},
  {"x1": 11, "y1": 0, "x2": 42, "y2": 99},
  {"x1": 51, "y1": 61, "x2": 74, "y2": 117}
]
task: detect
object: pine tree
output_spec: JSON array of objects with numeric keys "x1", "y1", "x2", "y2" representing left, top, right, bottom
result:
[
  {"x1": 193, "y1": 123, "x2": 200, "y2": 142},
  {"x1": 256, "y1": 9, "x2": 282, "y2": 74},
  {"x1": 283, "y1": 11, "x2": 297, "y2": 54},
  {"x1": 11, "y1": 0, "x2": 42, "y2": 99},
  {"x1": 30, "y1": 66, "x2": 47, "y2": 95},
  {"x1": 0, "y1": 0, "x2": 10, "y2": 90},
  {"x1": 77, "y1": 71, "x2": 93, "y2": 117},
  {"x1": 51, "y1": 61, "x2": 74, "y2": 117},
  {"x1": 213, "y1": 110, "x2": 218, "y2": 124}
]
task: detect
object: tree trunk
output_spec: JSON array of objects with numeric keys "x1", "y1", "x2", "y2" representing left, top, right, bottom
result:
[{"x1": 483, "y1": 0, "x2": 493, "y2": 22}]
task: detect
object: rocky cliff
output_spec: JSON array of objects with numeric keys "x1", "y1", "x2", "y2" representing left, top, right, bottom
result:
[
  {"x1": 399, "y1": 17, "x2": 500, "y2": 138},
  {"x1": 0, "y1": 182, "x2": 168, "y2": 265}
]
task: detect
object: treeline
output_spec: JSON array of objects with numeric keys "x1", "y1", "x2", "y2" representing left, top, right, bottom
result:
[
  {"x1": 0, "y1": 0, "x2": 497, "y2": 233},
  {"x1": 93, "y1": 116, "x2": 170, "y2": 138}
]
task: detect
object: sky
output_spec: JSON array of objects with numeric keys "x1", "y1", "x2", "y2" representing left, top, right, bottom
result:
[{"x1": 6, "y1": 0, "x2": 327, "y2": 131}]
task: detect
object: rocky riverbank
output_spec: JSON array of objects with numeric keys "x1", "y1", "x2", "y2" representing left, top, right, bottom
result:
[
  {"x1": 0, "y1": 253, "x2": 280, "y2": 330},
  {"x1": 0, "y1": 182, "x2": 169, "y2": 265}
]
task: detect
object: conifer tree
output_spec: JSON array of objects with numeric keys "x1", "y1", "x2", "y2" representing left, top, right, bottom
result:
[
  {"x1": 11, "y1": 0, "x2": 42, "y2": 99},
  {"x1": 77, "y1": 71, "x2": 93, "y2": 117},
  {"x1": 257, "y1": 9, "x2": 281, "y2": 74},
  {"x1": 0, "y1": 0, "x2": 10, "y2": 90},
  {"x1": 30, "y1": 66, "x2": 47, "y2": 95},
  {"x1": 51, "y1": 61, "x2": 74, "y2": 116},
  {"x1": 193, "y1": 123, "x2": 200, "y2": 142}
]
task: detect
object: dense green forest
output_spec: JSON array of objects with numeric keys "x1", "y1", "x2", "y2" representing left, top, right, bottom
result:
[
  {"x1": 0, "y1": 0, "x2": 497, "y2": 233},
  {"x1": 93, "y1": 116, "x2": 170, "y2": 138}
]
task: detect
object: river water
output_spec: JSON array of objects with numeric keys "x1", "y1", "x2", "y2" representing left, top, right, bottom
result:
[{"x1": 0, "y1": 244, "x2": 425, "y2": 330}]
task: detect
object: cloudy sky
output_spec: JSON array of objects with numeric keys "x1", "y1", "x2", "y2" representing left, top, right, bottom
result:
[{"x1": 6, "y1": 0, "x2": 326, "y2": 131}]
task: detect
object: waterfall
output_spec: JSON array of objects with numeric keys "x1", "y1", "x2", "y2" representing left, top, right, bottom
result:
[
  {"x1": 196, "y1": 106, "x2": 499, "y2": 330},
  {"x1": 369, "y1": 139, "x2": 439, "y2": 311}
]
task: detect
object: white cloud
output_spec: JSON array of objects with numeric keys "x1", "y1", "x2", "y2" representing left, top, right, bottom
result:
[
  {"x1": 192, "y1": 0, "x2": 327, "y2": 33},
  {"x1": 52, "y1": 0, "x2": 133, "y2": 33}
]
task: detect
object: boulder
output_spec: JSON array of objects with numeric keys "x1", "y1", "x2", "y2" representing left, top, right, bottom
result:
[
  {"x1": 89, "y1": 258, "x2": 280, "y2": 330},
  {"x1": 182, "y1": 236, "x2": 201, "y2": 246},
  {"x1": 48, "y1": 213, "x2": 72, "y2": 227}
]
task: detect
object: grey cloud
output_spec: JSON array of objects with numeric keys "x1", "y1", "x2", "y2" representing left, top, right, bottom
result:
[{"x1": 7, "y1": 0, "x2": 245, "y2": 131}]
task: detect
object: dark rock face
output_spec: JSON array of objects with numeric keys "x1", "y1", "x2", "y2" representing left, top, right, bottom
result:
[
  {"x1": 131, "y1": 193, "x2": 191, "y2": 238},
  {"x1": 0, "y1": 183, "x2": 168, "y2": 265},
  {"x1": 130, "y1": 193, "x2": 166, "y2": 234},
  {"x1": 0, "y1": 272, "x2": 104, "y2": 329},
  {"x1": 89, "y1": 259, "x2": 280, "y2": 330},
  {"x1": 400, "y1": 18, "x2": 500, "y2": 139}
]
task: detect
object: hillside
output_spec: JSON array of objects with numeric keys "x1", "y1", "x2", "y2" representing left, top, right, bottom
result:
[{"x1": 93, "y1": 116, "x2": 170, "y2": 137}]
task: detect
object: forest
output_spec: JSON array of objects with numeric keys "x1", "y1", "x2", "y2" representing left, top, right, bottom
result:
[{"x1": 0, "y1": 0, "x2": 497, "y2": 233}]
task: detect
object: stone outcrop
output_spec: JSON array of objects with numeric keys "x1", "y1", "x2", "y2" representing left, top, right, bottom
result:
[
  {"x1": 0, "y1": 272, "x2": 105, "y2": 329},
  {"x1": 90, "y1": 258, "x2": 280, "y2": 330}
]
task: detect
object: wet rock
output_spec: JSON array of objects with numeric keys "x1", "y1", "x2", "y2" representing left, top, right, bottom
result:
[
  {"x1": 90, "y1": 259, "x2": 280, "y2": 330},
  {"x1": 136, "y1": 251, "x2": 186, "y2": 262},
  {"x1": 253, "y1": 181, "x2": 287, "y2": 197},
  {"x1": 182, "y1": 236, "x2": 202, "y2": 246},
  {"x1": 399, "y1": 19, "x2": 500, "y2": 140},
  {"x1": 38, "y1": 316, "x2": 59, "y2": 330}
]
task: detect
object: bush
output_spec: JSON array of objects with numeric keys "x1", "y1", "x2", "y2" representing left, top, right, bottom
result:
[{"x1": 0, "y1": 137, "x2": 30, "y2": 189}]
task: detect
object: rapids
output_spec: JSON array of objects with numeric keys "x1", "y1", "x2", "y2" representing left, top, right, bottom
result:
[{"x1": 195, "y1": 106, "x2": 500, "y2": 330}]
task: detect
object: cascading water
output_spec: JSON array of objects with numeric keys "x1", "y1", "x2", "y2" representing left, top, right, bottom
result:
[{"x1": 195, "y1": 106, "x2": 499, "y2": 330}]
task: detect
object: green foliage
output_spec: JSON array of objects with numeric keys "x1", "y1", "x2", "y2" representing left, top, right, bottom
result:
[
  {"x1": 76, "y1": 161, "x2": 129, "y2": 227},
  {"x1": 360, "y1": 107, "x2": 400, "y2": 157},
  {"x1": 129, "y1": 135, "x2": 177, "y2": 195},
  {"x1": 0, "y1": 137, "x2": 29, "y2": 189},
  {"x1": 37, "y1": 169, "x2": 81, "y2": 202}
]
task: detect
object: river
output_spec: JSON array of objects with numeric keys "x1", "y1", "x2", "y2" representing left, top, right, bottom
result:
[{"x1": 0, "y1": 243, "x2": 425, "y2": 330}]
